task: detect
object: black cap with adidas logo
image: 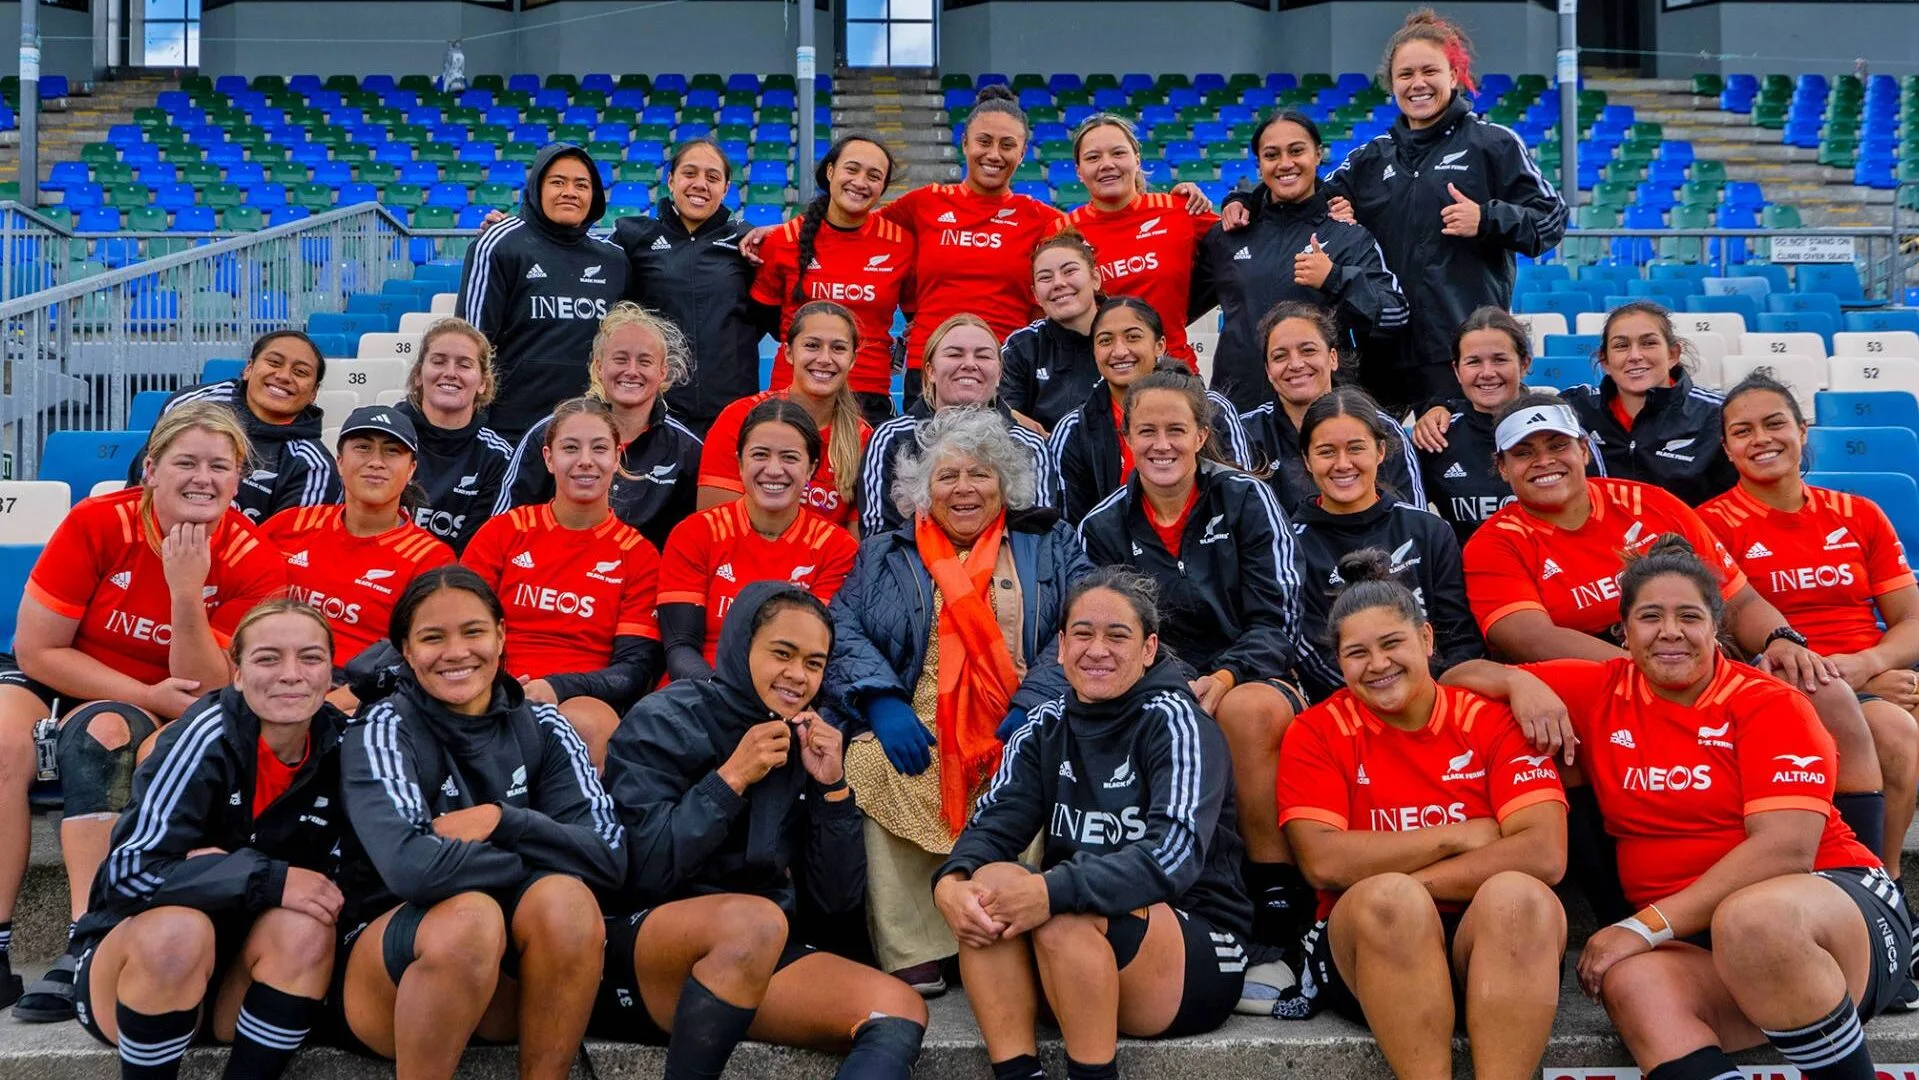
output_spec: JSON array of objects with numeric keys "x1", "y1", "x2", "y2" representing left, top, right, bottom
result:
[{"x1": 337, "y1": 405, "x2": 419, "y2": 453}]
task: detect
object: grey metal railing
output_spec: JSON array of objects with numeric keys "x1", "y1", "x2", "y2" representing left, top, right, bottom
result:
[{"x1": 0, "y1": 202, "x2": 454, "y2": 482}]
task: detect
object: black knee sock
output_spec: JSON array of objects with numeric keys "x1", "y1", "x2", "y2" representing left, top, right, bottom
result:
[
  {"x1": 1065, "y1": 1057, "x2": 1119, "y2": 1080},
  {"x1": 663, "y1": 975, "x2": 758, "y2": 1080},
  {"x1": 115, "y1": 1002, "x2": 199, "y2": 1080},
  {"x1": 1645, "y1": 1046, "x2": 1745, "y2": 1080},
  {"x1": 223, "y1": 983, "x2": 315, "y2": 1080},
  {"x1": 1245, "y1": 861, "x2": 1312, "y2": 946},
  {"x1": 992, "y1": 1054, "x2": 1047, "y2": 1080},
  {"x1": 836, "y1": 1015, "x2": 924, "y2": 1080},
  {"x1": 1835, "y1": 791, "x2": 1886, "y2": 862},
  {"x1": 1763, "y1": 996, "x2": 1875, "y2": 1080},
  {"x1": 0, "y1": 920, "x2": 12, "y2": 958}
]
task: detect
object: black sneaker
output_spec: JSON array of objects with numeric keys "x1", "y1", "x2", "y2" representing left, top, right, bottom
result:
[
  {"x1": 0, "y1": 952, "x2": 21, "y2": 1011},
  {"x1": 12, "y1": 952, "x2": 78, "y2": 1023},
  {"x1": 1889, "y1": 978, "x2": 1919, "y2": 1014},
  {"x1": 1251, "y1": 883, "x2": 1315, "y2": 951}
]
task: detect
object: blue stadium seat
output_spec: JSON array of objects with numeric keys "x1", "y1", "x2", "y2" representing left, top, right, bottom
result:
[
  {"x1": 308, "y1": 332, "x2": 354, "y2": 358},
  {"x1": 1768, "y1": 291, "x2": 1844, "y2": 323},
  {"x1": 311, "y1": 161, "x2": 352, "y2": 187},
  {"x1": 269, "y1": 206, "x2": 309, "y2": 225},
  {"x1": 742, "y1": 204, "x2": 783, "y2": 228},
  {"x1": 40, "y1": 430, "x2": 152, "y2": 504},
  {"x1": 1846, "y1": 310, "x2": 1919, "y2": 335},
  {"x1": 400, "y1": 161, "x2": 439, "y2": 186},
  {"x1": 128, "y1": 390, "x2": 170, "y2": 431},
  {"x1": 307, "y1": 311, "x2": 386, "y2": 338},
  {"x1": 1627, "y1": 279, "x2": 1696, "y2": 304},
  {"x1": 0, "y1": 545, "x2": 41, "y2": 648},
  {"x1": 1524, "y1": 355, "x2": 1593, "y2": 391},
  {"x1": 172, "y1": 206, "x2": 215, "y2": 231},
  {"x1": 1543, "y1": 334, "x2": 1602, "y2": 358},
  {"x1": 338, "y1": 182, "x2": 379, "y2": 207},
  {"x1": 1816, "y1": 391, "x2": 1919, "y2": 437},
  {"x1": 201, "y1": 358, "x2": 245, "y2": 383},
  {"x1": 1807, "y1": 426, "x2": 1919, "y2": 474},
  {"x1": 425, "y1": 183, "x2": 469, "y2": 208},
  {"x1": 1797, "y1": 264, "x2": 1870, "y2": 306},
  {"x1": 1805, "y1": 471, "x2": 1919, "y2": 548},
  {"x1": 76, "y1": 207, "x2": 120, "y2": 232},
  {"x1": 1517, "y1": 292, "x2": 1593, "y2": 320},
  {"x1": 1757, "y1": 310, "x2": 1837, "y2": 351}
]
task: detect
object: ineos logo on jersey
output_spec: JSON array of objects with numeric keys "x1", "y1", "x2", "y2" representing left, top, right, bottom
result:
[
  {"x1": 293, "y1": 587, "x2": 363, "y2": 625},
  {"x1": 1051, "y1": 803, "x2": 1146, "y2": 846},
  {"x1": 940, "y1": 230, "x2": 1004, "y2": 249},
  {"x1": 414, "y1": 507, "x2": 466, "y2": 538},
  {"x1": 1099, "y1": 253, "x2": 1161, "y2": 280},
  {"x1": 528, "y1": 296, "x2": 612, "y2": 321},
  {"x1": 809, "y1": 281, "x2": 877, "y2": 304},
  {"x1": 106, "y1": 611, "x2": 172, "y2": 645},
  {"x1": 1769, "y1": 564, "x2": 1857, "y2": 592},
  {"x1": 512, "y1": 583, "x2": 598, "y2": 619},
  {"x1": 1621, "y1": 764, "x2": 1713, "y2": 791},
  {"x1": 806, "y1": 484, "x2": 843, "y2": 513},
  {"x1": 1569, "y1": 574, "x2": 1622, "y2": 610},
  {"x1": 1450, "y1": 494, "x2": 1515, "y2": 522},
  {"x1": 1370, "y1": 803, "x2": 1467, "y2": 831}
]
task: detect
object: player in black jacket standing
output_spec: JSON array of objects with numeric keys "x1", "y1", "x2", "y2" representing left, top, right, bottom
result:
[
  {"x1": 69, "y1": 600, "x2": 345, "y2": 1080},
  {"x1": 458, "y1": 143, "x2": 628, "y2": 441},
  {"x1": 395, "y1": 317, "x2": 514, "y2": 553},
  {"x1": 611, "y1": 139, "x2": 771, "y2": 435},
  {"x1": 130, "y1": 330, "x2": 342, "y2": 523},
  {"x1": 593, "y1": 581, "x2": 927, "y2": 1079},
  {"x1": 1316, "y1": 13, "x2": 1565, "y2": 407},
  {"x1": 1194, "y1": 110, "x2": 1409, "y2": 414},
  {"x1": 999, "y1": 231, "x2": 1103, "y2": 434},
  {"x1": 335, "y1": 566, "x2": 623, "y2": 1080},
  {"x1": 936, "y1": 568, "x2": 1251, "y2": 1080}
]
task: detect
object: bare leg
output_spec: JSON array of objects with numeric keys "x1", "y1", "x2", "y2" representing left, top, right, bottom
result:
[
  {"x1": 1328, "y1": 873, "x2": 1452, "y2": 1080},
  {"x1": 960, "y1": 864, "x2": 1046, "y2": 1062},
  {"x1": 0, "y1": 690, "x2": 45, "y2": 925},
  {"x1": 627, "y1": 894, "x2": 786, "y2": 1028},
  {"x1": 1601, "y1": 946, "x2": 1767, "y2": 1066},
  {"x1": 207, "y1": 907, "x2": 336, "y2": 1041},
  {"x1": 342, "y1": 893, "x2": 507, "y2": 1079},
  {"x1": 80, "y1": 906, "x2": 217, "y2": 1042},
  {"x1": 1810, "y1": 679, "x2": 1883, "y2": 793},
  {"x1": 1710, "y1": 875, "x2": 1874, "y2": 1029},
  {"x1": 1453, "y1": 871, "x2": 1566, "y2": 1080},
  {"x1": 1212, "y1": 683, "x2": 1295, "y2": 863},
  {"x1": 1862, "y1": 699, "x2": 1918, "y2": 874},
  {"x1": 505, "y1": 875, "x2": 604, "y2": 1080},
  {"x1": 558, "y1": 698, "x2": 619, "y2": 771},
  {"x1": 748, "y1": 953, "x2": 926, "y2": 1053}
]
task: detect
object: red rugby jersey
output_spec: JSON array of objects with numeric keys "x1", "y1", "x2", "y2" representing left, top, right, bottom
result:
[
  {"x1": 657, "y1": 498, "x2": 859, "y2": 666},
  {"x1": 461, "y1": 504, "x2": 661, "y2": 681},
  {"x1": 1700, "y1": 483, "x2": 1914, "y2": 656},
  {"x1": 1278, "y1": 685, "x2": 1568, "y2": 919},
  {"x1": 1463, "y1": 478, "x2": 1747, "y2": 639},
  {"x1": 1066, "y1": 192, "x2": 1218, "y2": 370},
  {"x1": 878, "y1": 183, "x2": 1066, "y2": 368},
  {"x1": 26, "y1": 487, "x2": 288, "y2": 685},
  {"x1": 260, "y1": 505, "x2": 455, "y2": 660},
  {"x1": 752, "y1": 214, "x2": 914, "y2": 396},
  {"x1": 696, "y1": 390, "x2": 872, "y2": 530},
  {"x1": 1524, "y1": 657, "x2": 1877, "y2": 905}
]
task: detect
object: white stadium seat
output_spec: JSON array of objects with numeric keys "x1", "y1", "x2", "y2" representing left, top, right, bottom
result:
[
  {"x1": 89, "y1": 480, "x2": 125, "y2": 497},
  {"x1": 316, "y1": 389, "x2": 361, "y2": 420},
  {"x1": 375, "y1": 389, "x2": 407, "y2": 406},
  {"x1": 1826, "y1": 355, "x2": 1919, "y2": 396},
  {"x1": 1741, "y1": 332, "x2": 1829, "y2": 361},
  {"x1": 1187, "y1": 308, "x2": 1221, "y2": 384},
  {"x1": 322, "y1": 358, "x2": 410, "y2": 400},
  {"x1": 397, "y1": 311, "x2": 437, "y2": 336},
  {"x1": 1677, "y1": 312, "x2": 1746, "y2": 340},
  {"x1": 0, "y1": 481, "x2": 72, "y2": 543},
  {"x1": 1514, "y1": 311, "x2": 1568, "y2": 350},
  {"x1": 356, "y1": 332, "x2": 420, "y2": 361},
  {"x1": 322, "y1": 427, "x2": 341, "y2": 449},
  {"x1": 1721, "y1": 354, "x2": 1824, "y2": 414},
  {"x1": 1833, "y1": 331, "x2": 1919, "y2": 360},
  {"x1": 1681, "y1": 332, "x2": 1727, "y2": 390},
  {"x1": 1574, "y1": 312, "x2": 1607, "y2": 336},
  {"x1": 431, "y1": 293, "x2": 457, "y2": 314}
]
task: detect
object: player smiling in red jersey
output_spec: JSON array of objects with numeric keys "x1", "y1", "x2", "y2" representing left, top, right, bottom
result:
[
  {"x1": 660, "y1": 399, "x2": 857, "y2": 681},
  {"x1": 1447, "y1": 534, "x2": 1909, "y2": 1080},
  {"x1": 463, "y1": 397, "x2": 663, "y2": 767}
]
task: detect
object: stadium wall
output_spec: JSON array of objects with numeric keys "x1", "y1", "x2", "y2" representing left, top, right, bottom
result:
[
  {"x1": 1655, "y1": 1, "x2": 1919, "y2": 76},
  {"x1": 0, "y1": 3, "x2": 96, "y2": 80}
]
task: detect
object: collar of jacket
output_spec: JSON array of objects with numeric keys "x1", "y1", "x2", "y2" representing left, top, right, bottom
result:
[
  {"x1": 396, "y1": 399, "x2": 484, "y2": 457},
  {"x1": 1291, "y1": 491, "x2": 1398, "y2": 530},
  {"x1": 621, "y1": 396, "x2": 677, "y2": 455},
  {"x1": 1438, "y1": 397, "x2": 1496, "y2": 435},
  {"x1": 904, "y1": 396, "x2": 1018, "y2": 425},
  {"x1": 1390, "y1": 92, "x2": 1474, "y2": 156},
  {"x1": 1066, "y1": 657, "x2": 1191, "y2": 731},
  {"x1": 1257, "y1": 187, "x2": 1332, "y2": 225},
  {"x1": 1042, "y1": 318, "x2": 1092, "y2": 349},
  {"x1": 228, "y1": 378, "x2": 326, "y2": 444},
  {"x1": 1597, "y1": 368, "x2": 1697, "y2": 422},
  {"x1": 656, "y1": 193, "x2": 736, "y2": 240},
  {"x1": 519, "y1": 143, "x2": 606, "y2": 245},
  {"x1": 395, "y1": 669, "x2": 526, "y2": 747},
  {"x1": 213, "y1": 684, "x2": 345, "y2": 761}
]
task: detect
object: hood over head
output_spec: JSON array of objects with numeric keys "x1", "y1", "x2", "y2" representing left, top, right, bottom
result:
[
  {"x1": 520, "y1": 142, "x2": 607, "y2": 243},
  {"x1": 711, "y1": 581, "x2": 835, "y2": 717}
]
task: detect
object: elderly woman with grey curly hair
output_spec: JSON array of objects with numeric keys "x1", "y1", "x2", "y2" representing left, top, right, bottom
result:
[
  {"x1": 494, "y1": 300, "x2": 704, "y2": 550},
  {"x1": 825, "y1": 406, "x2": 1094, "y2": 996}
]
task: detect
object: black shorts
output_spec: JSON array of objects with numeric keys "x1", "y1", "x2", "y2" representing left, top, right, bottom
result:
[
  {"x1": 0, "y1": 652, "x2": 59, "y2": 711},
  {"x1": 1817, "y1": 866, "x2": 1913, "y2": 1022},
  {"x1": 1104, "y1": 907, "x2": 1247, "y2": 1039},
  {"x1": 1300, "y1": 910, "x2": 1466, "y2": 1027},
  {"x1": 72, "y1": 914, "x2": 253, "y2": 1046},
  {"x1": 586, "y1": 905, "x2": 819, "y2": 1042},
  {"x1": 1262, "y1": 677, "x2": 1309, "y2": 717}
]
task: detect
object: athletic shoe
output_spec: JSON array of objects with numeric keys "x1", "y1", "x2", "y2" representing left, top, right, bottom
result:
[
  {"x1": 1235, "y1": 959, "x2": 1297, "y2": 1016},
  {"x1": 0, "y1": 952, "x2": 21, "y2": 1011},
  {"x1": 891, "y1": 960, "x2": 946, "y2": 998},
  {"x1": 12, "y1": 952, "x2": 78, "y2": 1023},
  {"x1": 1887, "y1": 978, "x2": 1919, "y2": 1013}
]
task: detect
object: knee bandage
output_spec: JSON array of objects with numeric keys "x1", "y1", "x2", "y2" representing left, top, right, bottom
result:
[{"x1": 56, "y1": 702, "x2": 156, "y2": 816}]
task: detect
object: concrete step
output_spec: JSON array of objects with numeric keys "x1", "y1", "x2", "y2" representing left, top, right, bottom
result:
[
  {"x1": 833, "y1": 93, "x2": 943, "y2": 110},
  {"x1": 4, "y1": 956, "x2": 1919, "y2": 1078}
]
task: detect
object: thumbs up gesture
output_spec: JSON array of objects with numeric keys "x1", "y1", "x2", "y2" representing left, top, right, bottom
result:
[
  {"x1": 1439, "y1": 183, "x2": 1483, "y2": 238},
  {"x1": 1294, "y1": 233, "x2": 1334, "y2": 290}
]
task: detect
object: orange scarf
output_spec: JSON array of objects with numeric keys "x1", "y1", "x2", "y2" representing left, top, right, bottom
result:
[{"x1": 915, "y1": 511, "x2": 1021, "y2": 832}]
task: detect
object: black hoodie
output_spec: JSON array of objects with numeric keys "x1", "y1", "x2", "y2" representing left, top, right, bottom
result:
[
  {"x1": 1416, "y1": 397, "x2": 1608, "y2": 544},
  {"x1": 339, "y1": 672, "x2": 626, "y2": 924},
  {"x1": 129, "y1": 378, "x2": 342, "y2": 524},
  {"x1": 1319, "y1": 94, "x2": 1568, "y2": 379},
  {"x1": 73, "y1": 687, "x2": 345, "y2": 952},
  {"x1": 1288, "y1": 497, "x2": 1485, "y2": 702},
  {"x1": 1192, "y1": 190, "x2": 1410, "y2": 415},
  {"x1": 394, "y1": 400, "x2": 515, "y2": 554},
  {"x1": 457, "y1": 144, "x2": 629, "y2": 439},
  {"x1": 1000, "y1": 317, "x2": 1098, "y2": 433},
  {"x1": 602, "y1": 581, "x2": 864, "y2": 914},
  {"x1": 1561, "y1": 370, "x2": 1736, "y2": 507},
  {"x1": 613, "y1": 197, "x2": 773, "y2": 432},
  {"x1": 937, "y1": 662, "x2": 1252, "y2": 939},
  {"x1": 493, "y1": 395, "x2": 704, "y2": 552}
]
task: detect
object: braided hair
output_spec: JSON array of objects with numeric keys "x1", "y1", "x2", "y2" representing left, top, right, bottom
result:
[{"x1": 791, "y1": 134, "x2": 897, "y2": 306}]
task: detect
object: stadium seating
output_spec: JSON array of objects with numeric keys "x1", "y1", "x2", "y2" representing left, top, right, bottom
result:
[{"x1": 39, "y1": 430, "x2": 150, "y2": 503}]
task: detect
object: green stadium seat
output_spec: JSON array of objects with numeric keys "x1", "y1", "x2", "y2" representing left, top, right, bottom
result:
[
  {"x1": 1679, "y1": 179, "x2": 1723, "y2": 206},
  {"x1": 178, "y1": 161, "x2": 220, "y2": 186},
  {"x1": 554, "y1": 124, "x2": 591, "y2": 143},
  {"x1": 618, "y1": 161, "x2": 660, "y2": 184},
  {"x1": 106, "y1": 182, "x2": 150, "y2": 209},
  {"x1": 81, "y1": 143, "x2": 119, "y2": 166},
  {"x1": 690, "y1": 73, "x2": 724, "y2": 91},
  {"x1": 323, "y1": 74, "x2": 359, "y2": 92},
  {"x1": 264, "y1": 161, "x2": 307, "y2": 184},
  {"x1": 619, "y1": 73, "x2": 655, "y2": 91},
  {"x1": 1300, "y1": 74, "x2": 1335, "y2": 92},
  {"x1": 475, "y1": 182, "x2": 515, "y2": 209},
  {"x1": 1601, "y1": 160, "x2": 1645, "y2": 185},
  {"x1": 470, "y1": 74, "x2": 504, "y2": 92},
  {"x1": 93, "y1": 162, "x2": 135, "y2": 185},
  {"x1": 1011, "y1": 74, "x2": 1046, "y2": 92},
  {"x1": 500, "y1": 144, "x2": 539, "y2": 163},
  {"x1": 1156, "y1": 73, "x2": 1191, "y2": 91},
  {"x1": 525, "y1": 106, "x2": 561, "y2": 125},
  {"x1": 383, "y1": 183, "x2": 425, "y2": 210},
  {"x1": 546, "y1": 73, "x2": 580, "y2": 92},
  {"x1": 1691, "y1": 159, "x2": 1728, "y2": 184},
  {"x1": 1591, "y1": 181, "x2": 1634, "y2": 208},
  {"x1": 133, "y1": 106, "x2": 168, "y2": 129},
  {"x1": 744, "y1": 182, "x2": 785, "y2": 205},
  {"x1": 587, "y1": 141, "x2": 626, "y2": 161},
  {"x1": 251, "y1": 74, "x2": 285, "y2": 92},
  {"x1": 1013, "y1": 162, "x2": 1045, "y2": 183},
  {"x1": 413, "y1": 205, "x2": 457, "y2": 229},
  {"x1": 1055, "y1": 182, "x2": 1089, "y2": 206},
  {"x1": 162, "y1": 145, "x2": 204, "y2": 164},
  {"x1": 181, "y1": 74, "x2": 212, "y2": 93},
  {"x1": 419, "y1": 143, "x2": 457, "y2": 165},
  {"x1": 1762, "y1": 204, "x2": 1803, "y2": 228},
  {"x1": 222, "y1": 205, "x2": 263, "y2": 231},
  {"x1": 445, "y1": 162, "x2": 487, "y2": 185},
  {"x1": 940, "y1": 73, "x2": 972, "y2": 90},
  {"x1": 1174, "y1": 161, "x2": 1214, "y2": 183},
  {"x1": 1752, "y1": 100, "x2": 1787, "y2": 128},
  {"x1": 294, "y1": 183, "x2": 335, "y2": 212},
  {"x1": 576, "y1": 90, "x2": 608, "y2": 110},
  {"x1": 473, "y1": 123, "x2": 511, "y2": 144},
  {"x1": 202, "y1": 182, "x2": 242, "y2": 209}
]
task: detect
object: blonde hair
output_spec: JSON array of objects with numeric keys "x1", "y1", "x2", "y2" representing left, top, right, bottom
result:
[
  {"x1": 228, "y1": 597, "x2": 334, "y2": 665},
  {"x1": 920, "y1": 313, "x2": 999, "y2": 405},
  {"x1": 588, "y1": 302, "x2": 692, "y2": 399},
  {"x1": 139, "y1": 400, "x2": 251, "y2": 547},
  {"x1": 785, "y1": 300, "x2": 866, "y2": 506},
  {"x1": 407, "y1": 317, "x2": 498, "y2": 410}
]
